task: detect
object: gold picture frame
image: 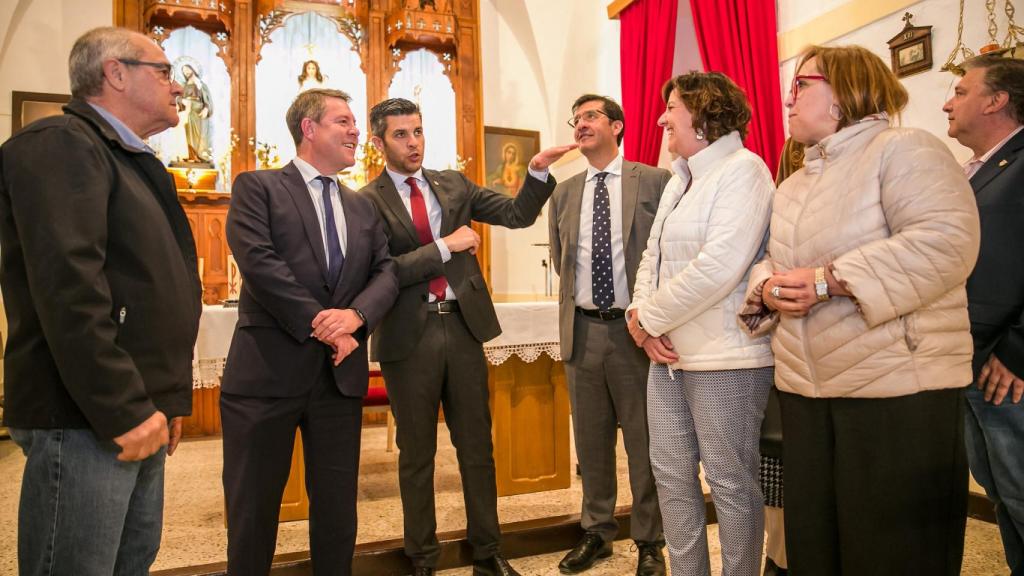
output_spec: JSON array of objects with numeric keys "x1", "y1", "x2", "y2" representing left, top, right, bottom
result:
[{"x1": 11, "y1": 91, "x2": 71, "y2": 134}]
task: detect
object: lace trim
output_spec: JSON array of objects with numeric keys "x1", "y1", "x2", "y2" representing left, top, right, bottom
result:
[
  {"x1": 483, "y1": 343, "x2": 561, "y2": 365},
  {"x1": 192, "y1": 358, "x2": 226, "y2": 389},
  {"x1": 192, "y1": 343, "x2": 563, "y2": 388}
]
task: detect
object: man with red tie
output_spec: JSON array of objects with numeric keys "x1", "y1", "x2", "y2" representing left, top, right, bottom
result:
[{"x1": 360, "y1": 98, "x2": 574, "y2": 576}]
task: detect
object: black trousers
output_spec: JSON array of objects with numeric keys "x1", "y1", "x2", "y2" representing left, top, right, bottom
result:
[
  {"x1": 381, "y1": 309, "x2": 500, "y2": 567},
  {"x1": 221, "y1": 370, "x2": 363, "y2": 576},
  {"x1": 778, "y1": 387, "x2": 968, "y2": 576}
]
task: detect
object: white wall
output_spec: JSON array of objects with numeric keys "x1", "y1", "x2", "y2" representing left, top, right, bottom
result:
[
  {"x1": 481, "y1": 0, "x2": 620, "y2": 298},
  {"x1": 777, "y1": 0, "x2": 996, "y2": 162},
  {"x1": 0, "y1": 0, "x2": 112, "y2": 141}
]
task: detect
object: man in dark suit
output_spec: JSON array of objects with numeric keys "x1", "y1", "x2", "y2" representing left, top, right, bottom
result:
[
  {"x1": 945, "y1": 54, "x2": 1024, "y2": 575},
  {"x1": 221, "y1": 88, "x2": 398, "y2": 576},
  {"x1": 0, "y1": 27, "x2": 201, "y2": 575},
  {"x1": 360, "y1": 97, "x2": 574, "y2": 576},
  {"x1": 548, "y1": 95, "x2": 670, "y2": 576}
]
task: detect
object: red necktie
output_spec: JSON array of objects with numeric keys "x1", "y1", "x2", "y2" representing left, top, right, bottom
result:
[{"x1": 406, "y1": 177, "x2": 448, "y2": 300}]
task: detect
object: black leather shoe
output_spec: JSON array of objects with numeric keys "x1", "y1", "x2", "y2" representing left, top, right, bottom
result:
[
  {"x1": 411, "y1": 567, "x2": 435, "y2": 576},
  {"x1": 472, "y1": 554, "x2": 520, "y2": 576},
  {"x1": 559, "y1": 533, "x2": 612, "y2": 574},
  {"x1": 635, "y1": 541, "x2": 666, "y2": 576}
]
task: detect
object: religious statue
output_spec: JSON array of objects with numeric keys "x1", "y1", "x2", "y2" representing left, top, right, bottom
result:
[
  {"x1": 178, "y1": 63, "x2": 214, "y2": 165},
  {"x1": 297, "y1": 59, "x2": 327, "y2": 92}
]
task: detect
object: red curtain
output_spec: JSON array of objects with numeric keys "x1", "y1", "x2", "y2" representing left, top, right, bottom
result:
[
  {"x1": 688, "y1": 0, "x2": 784, "y2": 176},
  {"x1": 620, "y1": 0, "x2": 678, "y2": 166}
]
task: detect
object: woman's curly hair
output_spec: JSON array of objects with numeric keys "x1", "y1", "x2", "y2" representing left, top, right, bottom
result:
[{"x1": 661, "y1": 72, "x2": 752, "y2": 142}]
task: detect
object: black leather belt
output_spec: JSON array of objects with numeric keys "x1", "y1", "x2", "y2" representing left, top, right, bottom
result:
[
  {"x1": 426, "y1": 300, "x2": 459, "y2": 314},
  {"x1": 576, "y1": 307, "x2": 625, "y2": 321}
]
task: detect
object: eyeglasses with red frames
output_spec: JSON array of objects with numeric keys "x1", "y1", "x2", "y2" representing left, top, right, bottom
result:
[{"x1": 789, "y1": 74, "x2": 828, "y2": 100}]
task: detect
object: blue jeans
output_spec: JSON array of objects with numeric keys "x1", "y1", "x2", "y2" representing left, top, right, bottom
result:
[
  {"x1": 965, "y1": 384, "x2": 1024, "y2": 575},
  {"x1": 10, "y1": 428, "x2": 167, "y2": 576}
]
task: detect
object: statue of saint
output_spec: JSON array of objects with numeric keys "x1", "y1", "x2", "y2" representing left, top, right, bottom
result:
[
  {"x1": 297, "y1": 59, "x2": 327, "y2": 92},
  {"x1": 178, "y1": 63, "x2": 214, "y2": 165}
]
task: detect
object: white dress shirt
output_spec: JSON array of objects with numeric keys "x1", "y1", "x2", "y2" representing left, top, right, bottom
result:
[
  {"x1": 575, "y1": 154, "x2": 630, "y2": 310},
  {"x1": 292, "y1": 156, "x2": 347, "y2": 266},
  {"x1": 963, "y1": 125, "x2": 1024, "y2": 178},
  {"x1": 386, "y1": 167, "x2": 457, "y2": 301}
]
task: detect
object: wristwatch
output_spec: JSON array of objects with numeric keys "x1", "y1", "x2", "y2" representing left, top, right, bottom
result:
[
  {"x1": 814, "y1": 267, "x2": 831, "y2": 302},
  {"x1": 349, "y1": 307, "x2": 368, "y2": 326}
]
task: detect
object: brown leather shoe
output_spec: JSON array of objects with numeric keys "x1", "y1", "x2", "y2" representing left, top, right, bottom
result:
[
  {"x1": 472, "y1": 554, "x2": 520, "y2": 576},
  {"x1": 635, "y1": 541, "x2": 665, "y2": 576},
  {"x1": 559, "y1": 533, "x2": 612, "y2": 574}
]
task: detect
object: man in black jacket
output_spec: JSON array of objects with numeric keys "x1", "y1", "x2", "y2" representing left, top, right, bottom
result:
[
  {"x1": 945, "y1": 54, "x2": 1024, "y2": 575},
  {"x1": 0, "y1": 27, "x2": 201, "y2": 575}
]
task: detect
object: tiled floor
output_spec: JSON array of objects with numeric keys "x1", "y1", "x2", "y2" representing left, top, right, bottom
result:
[{"x1": 0, "y1": 424, "x2": 1011, "y2": 575}]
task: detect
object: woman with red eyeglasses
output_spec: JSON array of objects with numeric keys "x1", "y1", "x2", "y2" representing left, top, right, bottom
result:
[{"x1": 739, "y1": 45, "x2": 980, "y2": 575}]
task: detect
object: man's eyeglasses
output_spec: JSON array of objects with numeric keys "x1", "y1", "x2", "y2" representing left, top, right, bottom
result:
[
  {"x1": 567, "y1": 109, "x2": 608, "y2": 128},
  {"x1": 118, "y1": 59, "x2": 173, "y2": 82},
  {"x1": 789, "y1": 74, "x2": 828, "y2": 100}
]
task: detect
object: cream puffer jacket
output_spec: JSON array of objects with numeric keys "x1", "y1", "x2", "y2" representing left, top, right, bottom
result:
[
  {"x1": 739, "y1": 118, "x2": 980, "y2": 398},
  {"x1": 630, "y1": 131, "x2": 775, "y2": 371}
]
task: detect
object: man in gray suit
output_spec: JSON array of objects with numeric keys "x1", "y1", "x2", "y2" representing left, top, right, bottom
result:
[
  {"x1": 548, "y1": 94, "x2": 671, "y2": 576},
  {"x1": 360, "y1": 98, "x2": 575, "y2": 576}
]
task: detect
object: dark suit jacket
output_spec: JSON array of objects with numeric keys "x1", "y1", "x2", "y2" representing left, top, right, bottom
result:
[
  {"x1": 222, "y1": 162, "x2": 398, "y2": 397},
  {"x1": 360, "y1": 169, "x2": 555, "y2": 363},
  {"x1": 967, "y1": 128, "x2": 1024, "y2": 378},
  {"x1": 548, "y1": 160, "x2": 671, "y2": 361},
  {"x1": 0, "y1": 99, "x2": 202, "y2": 439}
]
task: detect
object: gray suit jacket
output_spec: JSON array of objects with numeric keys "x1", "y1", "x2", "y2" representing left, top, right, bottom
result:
[
  {"x1": 548, "y1": 159, "x2": 672, "y2": 361},
  {"x1": 361, "y1": 168, "x2": 556, "y2": 363}
]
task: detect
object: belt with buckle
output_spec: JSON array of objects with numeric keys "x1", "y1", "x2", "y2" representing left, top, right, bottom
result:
[
  {"x1": 426, "y1": 300, "x2": 459, "y2": 314},
  {"x1": 576, "y1": 307, "x2": 625, "y2": 321}
]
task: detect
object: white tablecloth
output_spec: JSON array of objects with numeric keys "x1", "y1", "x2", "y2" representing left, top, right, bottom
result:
[{"x1": 192, "y1": 301, "x2": 561, "y2": 388}]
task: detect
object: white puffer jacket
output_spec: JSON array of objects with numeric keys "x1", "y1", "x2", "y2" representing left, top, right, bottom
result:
[
  {"x1": 630, "y1": 132, "x2": 775, "y2": 371},
  {"x1": 739, "y1": 118, "x2": 981, "y2": 398}
]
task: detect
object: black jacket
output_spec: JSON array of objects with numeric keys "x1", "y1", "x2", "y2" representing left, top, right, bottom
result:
[
  {"x1": 0, "y1": 99, "x2": 202, "y2": 439},
  {"x1": 967, "y1": 128, "x2": 1024, "y2": 378}
]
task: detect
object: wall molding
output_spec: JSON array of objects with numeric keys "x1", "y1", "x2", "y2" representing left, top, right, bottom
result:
[{"x1": 777, "y1": 0, "x2": 920, "y2": 61}]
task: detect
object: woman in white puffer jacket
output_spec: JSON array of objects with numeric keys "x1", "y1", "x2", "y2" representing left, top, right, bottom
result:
[
  {"x1": 739, "y1": 45, "x2": 979, "y2": 575},
  {"x1": 626, "y1": 71, "x2": 775, "y2": 576}
]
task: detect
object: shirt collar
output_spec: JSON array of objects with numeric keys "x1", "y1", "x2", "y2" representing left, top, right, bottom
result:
[
  {"x1": 386, "y1": 166, "x2": 426, "y2": 193},
  {"x1": 87, "y1": 102, "x2": 153, "y2": 153},
  {"x1": 971, "y1": 125, "x2": 1024, "y2": 165},
  {"x1": 586, "y1": 154, "x2": 623, "y2": 182},
  {"x1": 292, "y1": 156, "x2": 336, "y2": 187}
]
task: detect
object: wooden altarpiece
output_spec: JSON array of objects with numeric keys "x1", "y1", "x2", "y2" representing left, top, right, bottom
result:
[{"x1": 113, "y1": 0, "x2": 489, "y2": 303}]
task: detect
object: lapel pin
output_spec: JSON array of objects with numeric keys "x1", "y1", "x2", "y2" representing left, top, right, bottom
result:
[{"x1": 999, "y1": 159, "x2": 1008, "y2": 167}]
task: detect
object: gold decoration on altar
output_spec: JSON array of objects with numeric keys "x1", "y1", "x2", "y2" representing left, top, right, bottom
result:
[{"x1": 169, "y1": 166, "x2": 219, "y2": 192}]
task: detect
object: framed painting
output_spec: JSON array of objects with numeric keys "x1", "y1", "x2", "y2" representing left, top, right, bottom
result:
[
  {"x1": 483, "y1": 126, "x2": 540, "y2": 196},
  {"x1": 11, "y1": 91, "x2": 70, "y2": 133},
  {"x1": 886, "y1": 13, "x2": 933, "y2": 79}
]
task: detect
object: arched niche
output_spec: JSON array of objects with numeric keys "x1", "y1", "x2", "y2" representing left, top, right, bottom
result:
[
  {"x1": 148, "y1": 26, "x2": 233, "y2": 192},
  {"x1": 387, "y1": 48, "x2": 458, "y2": 171},
  {"x1": 255, "y1": 11, "x2": 368, "y2": 167}
]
